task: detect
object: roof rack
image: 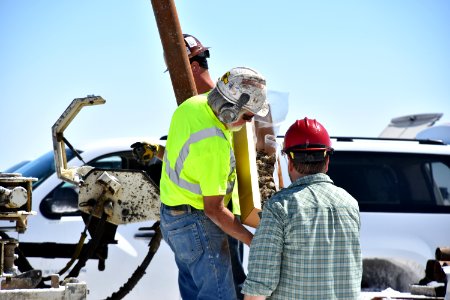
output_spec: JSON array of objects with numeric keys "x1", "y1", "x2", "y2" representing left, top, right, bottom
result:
[
  {"x1": 332, "y1": 136, "x2": 446, "y2": 145},
  {"x1": 276, "y1": 135, "x2": 446, "y2": 145}
]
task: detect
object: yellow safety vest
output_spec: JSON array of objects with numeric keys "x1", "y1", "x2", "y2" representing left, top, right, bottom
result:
[{"x1": 160, "y1": 94, "x2": 241, "y2": 215}]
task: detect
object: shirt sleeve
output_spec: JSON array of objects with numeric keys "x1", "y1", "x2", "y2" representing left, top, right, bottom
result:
[
  {"x1": 186, "y1": 135, "x2": 231, "y2": 196},
  {"x1": 242, "y1": 201, "x2": 285, "y2": 296}
]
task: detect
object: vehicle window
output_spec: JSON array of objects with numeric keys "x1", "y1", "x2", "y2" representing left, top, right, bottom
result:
[
  {"x1": 89, "y1": 156, "x2": 122, "y2": 169},
  {"x1": 39, "y1": 151, "x2": 161, "y2": 219},
  {"x1": 39, "y1": 182, "x2": 79, "y2": 219},
  {"x1": 15, "y1": 149, "x2": 77, "y2": 188},
  {"x1": 429, "y1": 162, "x2": 450, "y2": 206},
  {"x1": 328, "y1": 151, "x2": 450, "y2": 213}
]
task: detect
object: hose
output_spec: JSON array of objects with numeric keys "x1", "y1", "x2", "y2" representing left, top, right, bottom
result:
[
  {"x1": 105, "y1": 221, "x2": 162, "y2": 300},
  {"x1": 65, "y1": 211, "x2": 107, "y2": 279}
]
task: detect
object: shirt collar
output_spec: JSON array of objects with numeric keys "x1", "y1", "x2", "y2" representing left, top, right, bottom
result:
[{"x1": 288, "y1": 173, "x2": 333, "y2": 189}]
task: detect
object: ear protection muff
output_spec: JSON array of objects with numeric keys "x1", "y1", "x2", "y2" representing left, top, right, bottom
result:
[
  {"x1": 218, "y1": 102, "x2": 239, "y2": 123},
  {"x1": 218, "y1": 93, "x2": 251, "y2": 124}
]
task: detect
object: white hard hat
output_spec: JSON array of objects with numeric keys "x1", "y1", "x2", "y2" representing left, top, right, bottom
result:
[{"x1": 216, "y1": 67, "x2": 269, "y2": 117}]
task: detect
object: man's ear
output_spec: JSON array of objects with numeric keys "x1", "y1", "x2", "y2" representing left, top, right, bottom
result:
[
  {"x1": 324, "y1": 155, "x2": 330, "y2": 173},
  {"x1": 287, "y1": 157, "x2": 295, "y2": 173},
  {"x1": 190, "y1": 61, "x2": 200, "y2": 74}
]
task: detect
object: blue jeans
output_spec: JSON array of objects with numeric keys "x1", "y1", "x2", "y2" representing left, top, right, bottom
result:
[
  {"x1": 228, "y1": 227, "x2": 246, "y2": 300},
  {"x1": 160, "y1": 203, "x2": 237, "y2": 300}
]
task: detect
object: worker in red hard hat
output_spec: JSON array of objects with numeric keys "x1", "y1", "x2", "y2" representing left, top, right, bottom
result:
[
  {"x1": 282, "y1": 117, "x2": 334, "y2": 179},
  {"x1": 243, "y1": 118, "x2": 362, "y2": 300}
]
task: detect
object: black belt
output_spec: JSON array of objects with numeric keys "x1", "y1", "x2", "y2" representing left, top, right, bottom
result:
[{"x1": 163, "y1": 203, "x2": 199, "y2": 213}]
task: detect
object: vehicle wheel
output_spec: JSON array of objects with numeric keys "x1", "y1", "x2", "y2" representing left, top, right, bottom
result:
[{"x1": 361, "y1": 258, "x2": 424, "y2": 292}]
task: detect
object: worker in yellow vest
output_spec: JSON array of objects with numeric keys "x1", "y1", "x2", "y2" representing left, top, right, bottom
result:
[
  {"x1": 160, "y1": 67, "x2": 269, "y2": 300},
  {"x1": 133, "y1": 34, "x2": 249, "y2": 298}
]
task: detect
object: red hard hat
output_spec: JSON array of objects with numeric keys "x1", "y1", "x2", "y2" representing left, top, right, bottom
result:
[
  {"x1": 283, "y1": 117, "x2": 333, "y2": 153},
  {"x1": 183, "y1": 34, "x2": 210, "y2": 58}
]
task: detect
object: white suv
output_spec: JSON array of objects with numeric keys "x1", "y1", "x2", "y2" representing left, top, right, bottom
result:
[
  {"x1": 9, "y1": 135, "x2": 450, "y2": 297},
  {"x1": 278, "y1": 136, "x2": 450, "y2": 292}
]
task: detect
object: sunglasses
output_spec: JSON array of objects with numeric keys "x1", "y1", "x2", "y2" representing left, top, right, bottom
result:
[{"x1": 242, "y1": 113, "x2": 255, "y2": 121}]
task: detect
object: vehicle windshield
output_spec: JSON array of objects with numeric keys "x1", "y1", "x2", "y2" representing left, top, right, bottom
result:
[
  {"x1": 14, "y1": 149, "x2": 77, "y2": 188},
  {"x1": 3, "y1": 160, "x2": 30, "y2": 173}
]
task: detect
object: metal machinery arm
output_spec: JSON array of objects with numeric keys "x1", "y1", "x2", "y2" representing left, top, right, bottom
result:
[
  {"x1": 51, "y1": 95, "x2": 161, "y2": 224},
  {"x1": 47, "y1": 95, "x2": 162, "y2": 299},
  {"x1": 52, "y1": 95, "x2": 106, "y2": 185}
]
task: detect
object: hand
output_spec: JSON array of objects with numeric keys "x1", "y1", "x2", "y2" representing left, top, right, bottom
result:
[{"x1": 130, "y1": 142, "x2": 159, "y2": 166}]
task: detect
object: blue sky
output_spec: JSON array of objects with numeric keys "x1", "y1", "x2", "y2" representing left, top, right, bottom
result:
[{"x1": 1, "y1": 0, "x2": 449, "y2": 169}]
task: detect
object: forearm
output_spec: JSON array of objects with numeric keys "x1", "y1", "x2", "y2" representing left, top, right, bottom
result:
[
  {"x1": 156, "y1": 145, "x2": 165, "y2": 160},
  {"x1": 242, "y1": 207, "x2": 282, "y2": 298},
  {"x1": 203, "y1": 196, "x2": 253, "y2": 246},
  {"x1": 244, "y1": 296, "x2": 266, "y2": 300},
  {"x1": 214, "y1": 207, "x2": 253, "y2": 246}
]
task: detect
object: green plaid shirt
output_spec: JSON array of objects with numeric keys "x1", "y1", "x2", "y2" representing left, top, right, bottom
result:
[{"x1": 243, "y1": 173, "x2": 362, "y2": 299}]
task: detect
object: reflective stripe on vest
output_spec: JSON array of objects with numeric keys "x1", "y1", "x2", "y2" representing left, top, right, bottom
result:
[{"x1": 164, "y1": 127, "x2": 236, "y2": 195}]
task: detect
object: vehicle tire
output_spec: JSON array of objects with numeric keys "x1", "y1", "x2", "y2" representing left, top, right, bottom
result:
[{"x1": 361, "y1": 258, "x2": 424, "y2": 292}]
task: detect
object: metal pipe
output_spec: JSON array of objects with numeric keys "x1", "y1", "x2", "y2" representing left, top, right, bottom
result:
[{"x1": 150, "y1": 0, "x2": 197, "y2": 106}]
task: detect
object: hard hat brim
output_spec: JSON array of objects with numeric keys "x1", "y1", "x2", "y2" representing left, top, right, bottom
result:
[{"x1": 255, "y1": 101, "x2": 270, "y2": 117}]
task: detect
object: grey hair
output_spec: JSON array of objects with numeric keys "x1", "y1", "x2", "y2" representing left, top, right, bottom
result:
[{"x1": 207, "y1": 88, "x2": 230, "y2": 113}]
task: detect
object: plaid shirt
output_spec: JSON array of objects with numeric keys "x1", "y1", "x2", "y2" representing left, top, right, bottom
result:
[{"x1": 242, "y1": 173, "x2": 362, "y2": 299}]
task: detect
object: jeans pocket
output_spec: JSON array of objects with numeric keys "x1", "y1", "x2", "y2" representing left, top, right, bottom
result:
[{"x1": 168, "y1": 223, "x2": 203, "y2": 264}]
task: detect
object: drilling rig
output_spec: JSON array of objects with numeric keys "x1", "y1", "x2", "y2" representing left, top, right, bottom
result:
[{"x1": 0, "y1": 172, "x2": 87, "y2": 298}]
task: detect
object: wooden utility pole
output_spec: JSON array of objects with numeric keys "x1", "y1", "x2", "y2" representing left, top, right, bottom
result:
[{"x1": 150, "y1": 0, "x2": 197, "y2": 105}]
